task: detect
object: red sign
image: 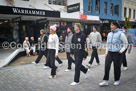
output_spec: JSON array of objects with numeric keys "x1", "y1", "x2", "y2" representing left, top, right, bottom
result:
[{"x1": 80, "y1": 14, "x2": 87, "y2": 20}]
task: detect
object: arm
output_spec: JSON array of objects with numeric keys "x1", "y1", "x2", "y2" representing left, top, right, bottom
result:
[
  {"x1": 127, "y1": 33, "x2": 132, "y2": 52},
  {"x1": 55, "y1": 35, "x2": 59, "y2": 56},
  {"x1": 70, "y1": 35, "x2": 74, "y2": 55},
  {"x1": 119, "y1": 33, "x2": 128, "y2": 53}
]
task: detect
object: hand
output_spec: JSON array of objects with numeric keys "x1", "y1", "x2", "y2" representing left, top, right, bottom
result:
[
  {"x1": 70, "y1": 54, "x2": 73, "y2": 58},
  {"x1": 118, "y1": 51, "x2": 121, "y2": 54},
  {"x1": 128, "y1": 51, "x2": 131, "y2": 54},
  {"x1": 83, "y1": 58, "x2": 86, "y2": 60},
  {"x1": 105, "y1": 54, "x2": 107, "y2": 58},
  {"x1": 55, "y1": 55, "x2": 58, "y2": 58}
]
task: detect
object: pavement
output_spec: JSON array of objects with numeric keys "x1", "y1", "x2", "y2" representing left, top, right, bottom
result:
[{"x1": 0, "y1": 48, "x2": 136, "y2": 91}]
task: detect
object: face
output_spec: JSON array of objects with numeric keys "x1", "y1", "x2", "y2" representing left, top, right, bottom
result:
[
  {"x1": 38, "y1": 38, "x2": 40, "y2": 42},
  {"x1": 31, "y1": 37, "x2": 34, "y2": 40},
  {"x1": 50, "y1": 29, "x2": 55, "y2": 34},
  {"x1": 67, "y1": 28, "x2": 71, "y2": 33},
  {"x1": 93, "y1": 27, "x2": 96, "y2": 32},
  {"x1": 110, "y1": 24, "x2": 117, "y2": 31},
  {"x1": 122, "y1": 28, "x2": 127, "y2": 32},
  {"x1": 40, "y1": 31, "x2": 44, "y2": 35},
  {"x1": 74, "y1": 24, "x2": 80, "y2": 33},
  {"x1": 26, "y1": 38, "x2": 29, "y2": 41}
]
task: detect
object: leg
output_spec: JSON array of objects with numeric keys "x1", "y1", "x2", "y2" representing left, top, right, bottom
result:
[
  {"x1": 94, "y1": 47, "x2": 100, "y2": 64},
  {"x1": 35, "y1": 50, "x2": 43, "y2": 63},
  {"x1": 56, "y1": 57, "x2": 63, "y2": 64},
  {"x1": 67, "y1": 52, "x2": 72, "y2": 69},
  {"x1": 50, "y1": 50, "x2": 57, "y2": 76},
  {"x1": 89, "y1": 47, "x2": 95, "y2": 64},
  {"x1": 74, "y1": 56, "x2": 85, "y2": 82},
  {"x1": 113, "y1": 53, "x2": 122, "y2": 81},
  {"x1": 121, "y1": 49, "x2": 127, "y2": 67},
  {"x1": 45, "y1": 50, "x2": 51, "y2": 67},
  {"x1": 103, "y1": 52, "x2": 113, "y2": 80}
]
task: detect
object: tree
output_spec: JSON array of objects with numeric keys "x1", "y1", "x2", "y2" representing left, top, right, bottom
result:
[{"x1": 124, "y1": 17, "x2": 132, "y2": 29}]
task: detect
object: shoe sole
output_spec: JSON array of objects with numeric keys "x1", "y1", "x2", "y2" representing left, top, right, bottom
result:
[{"x1": 99, "y1": 85, "x2": 108, "y2": 87}]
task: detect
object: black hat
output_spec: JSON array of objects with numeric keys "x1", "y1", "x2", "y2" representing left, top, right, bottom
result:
[
  {"x1": 111, "y1": 22, "x2": 120, "y2": 28},
  {"x1": 122, "y1": 26, "x2": 127, "y2": 29}
]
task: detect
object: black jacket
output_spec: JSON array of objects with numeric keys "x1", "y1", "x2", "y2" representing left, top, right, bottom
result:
[{"x1": 70, "y1": 31, "x2": 88, "y2": 58}]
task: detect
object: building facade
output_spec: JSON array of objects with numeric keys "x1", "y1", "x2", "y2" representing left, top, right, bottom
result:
[
  {"x1": 122, "y1": 0, "x2": 136, "y2": 28},
  {"x1": 0, "y1": 0, "x2": 100, "y2": 44},
  {"x1": 83, "y1": 0, "x2": 122, "y2": 40}
]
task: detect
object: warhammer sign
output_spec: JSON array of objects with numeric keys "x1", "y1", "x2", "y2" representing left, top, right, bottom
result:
[{"x1": 0, "y1": 5, "x2": 60, "y2": 17}]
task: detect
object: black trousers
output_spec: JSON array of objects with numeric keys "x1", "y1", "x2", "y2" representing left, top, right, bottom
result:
[
  {"x1": 103, "y1": 51, "x2": 122, "y2": 81},
  {"x1": 74, "y1": 54, "x2": 88, "y2": 82},
  {"x1": 56, "y1": 57, "x2": 63, "y2": 64},
  {"x1": 89, "y1": 46, "x2": 100, "y2": 64},
  {"x1": 121, "y1": 49, "x2": 127, "y2": 67},
  {"x1": 45, "y1": 56, "x2": 62, "y2": 66},
  {"x1": 66, "y1": 52, "x2": 75, "y2": 69},
  {"x1": 35, "y1": 50, "x2": 48, "y2": 63},
  {"x1": 47, "y1": 49, "x2": 57, "y2": 76}
]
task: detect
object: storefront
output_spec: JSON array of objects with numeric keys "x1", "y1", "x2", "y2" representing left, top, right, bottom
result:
[{"x1": 0, "y1": 5, "x2": 60, "y2": 44}]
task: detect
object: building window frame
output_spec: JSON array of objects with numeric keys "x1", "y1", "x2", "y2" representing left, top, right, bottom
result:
[
  {"x1": 88, "y1": 0, "x2": 92, "y2": 13},
  {"x1": 124, "y1": 7, "x2": 127, "y2": 17},
  {"x1": 115, "y1": 5, "x2": 119, "y2": 16},
  {"x1": 129, "y1": 8, "x2": 131, "y2": 19},
  {"x1": 133, "y1": 9, "x2": 135, "y2": 19},
  {"x1": 96, "y1": 0, "x2": 100, "y2": 14},
  {"x1": 104, "y1": 2, "x2": 107, "y2": 15},
  {"x1": 48, "y1": 0, "x2": 67, "y2": 6},
  {"x1": 110, "y1": 3, "x2": 114, "y2": 16}
]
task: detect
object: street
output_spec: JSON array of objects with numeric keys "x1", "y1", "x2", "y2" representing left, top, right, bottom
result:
[{"x1": 0, "y1": 48, "x2": 136, "y2": 91}]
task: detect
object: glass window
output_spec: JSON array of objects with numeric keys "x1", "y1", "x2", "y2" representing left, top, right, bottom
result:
[
  {"x1": 104, "y1": 2, "x2": 107, "y2": 15},
  {"x1": 48, "y1": 0, "x2": 67, "y2": 6},
  {"x1": 124, "y1": 7, "x2": 127, "y2": 17},
  {"x1": 115, "y1": 5, "x2": 119, "y2": 16},
  {"x1": 133, "y1": 10, "x2": 135, "y2": 19},
  {"x1": 110, "y1": 3, "x2": 114, "y2": 16},
  {"x1": 129, "y1": 8, "x2": 131, "y2": 18},
  {"x1": 88, "y1": 0, "x2": 92, "y2": 12},
  {"x1": 96, "y1": 0, "x2": 100, "y2": 14}
]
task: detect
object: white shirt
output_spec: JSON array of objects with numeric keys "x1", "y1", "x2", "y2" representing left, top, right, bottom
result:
[{"x1": 47, "y1": 34, "x2": 59, "y2": 56}]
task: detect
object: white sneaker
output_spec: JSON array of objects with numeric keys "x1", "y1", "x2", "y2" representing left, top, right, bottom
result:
[
  {"x1": 95, "y1": 63, "x2": 100, "y2": 66},
  {"x1": 65, "y1": 69, "x2": 71, "y2": 72},
  {"x1": 49, "y1": 75, "x2": 53, "y2": 79},
  {"x1": 114, "y1": 81, "x2": 120, "y2": 86},
  {"x1": 85, "y1": 69, "x2": 90, "y2": 79},
  {"x1": 44, "y1": 66, "x2": 49, "y2": 69},
  {"x1": 58, "y1": 63, "x2": 63, "y2": 67},
  {"x1": 124, "y1": 67, "x2": 128, "y2": 71},
  {"x1": 70, "y1": 82, "x2": 80, "y2": 86},
  {"x1": 86, "y1": 64, "x2": 92, "y2": 68},
  {"x1": 99, "y1": 81, "x2": 109, "y2": 87},
  {"x1": 32, "y1": 62, "x2": 37, "y2": 65}
]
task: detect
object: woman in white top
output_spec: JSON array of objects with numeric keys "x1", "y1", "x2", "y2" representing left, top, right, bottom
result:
[
  {"x1": 47, "y1": 24, "x2": 59, "y2": 79},
  {"x1": 23, "y1": 37, "x2": 30, "y2": 57}
]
